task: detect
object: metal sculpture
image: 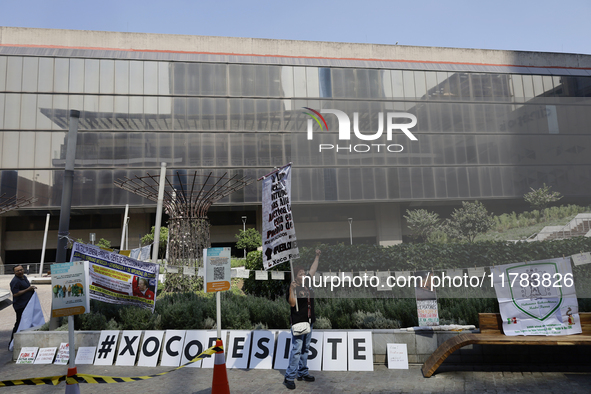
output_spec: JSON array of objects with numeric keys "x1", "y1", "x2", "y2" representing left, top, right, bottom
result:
[{"x1": 0, "y1": 194, "x2": 37, "y2": 215}]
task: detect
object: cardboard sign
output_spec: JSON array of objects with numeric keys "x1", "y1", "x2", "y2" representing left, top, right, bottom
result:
[
  {"x1": 255, "y1": 271, "x2": 268, "y2": 280},
  {"x1": 322, "y1": 332, "x2": 347, "y2": 371},
  {"x1": 137, "y1": 331, "x2": 164, "y2": 367},
  {"x1": 271, "y1": 271, "x2": 284, "y2": 280},
  {"x1": 16, "y1": 347, "x2": 38, "y2": 364},
  {"x1": 204, "y1": 247, "x2": 231, "y2": 292},
  {"x1": 75, "y1": 347, "x2": 96, "y2": 365},
  {"x1": 387, "y1": 343, "x2": 409, "y2": 369},
  {"x1": 376, "y1": 271, "x2": 392, "y2": 291},
  {"x1": 348, "y1": 331, "x2": 373, "y2": 371},
  {"x1": 307, "y1": 330, "x2": 324, "y2": 372},
  {"x1": 54, "y1": 343, "x2": 69, "y2": 365},
  {"x1": 226, "y1": 331, "x2": 252, "y2": 369},
  {"x1": 249, "y1": 331, "x2": 275, "y2": 369},
  {"x1": 50, "y1": 261, "x2": 90, "y2": 317},
  {"x1": 116, "y1": 331, "x2": 142, "y2": 366},
  {"x1": 572, "y1": 252, "x2": 591, "y2": 266},
  {"x1": 273, "y1": 331, "x2": 291, "y2": 370},
  {"x1": 160, "y1": 330, "x2": 186, "y2": 367},
  {"x1": 34, "y1": 347, "x2": 57, "y2": 364},
  {"x1": 94, "y1": 330, "x2": 120, "y2": 366}
]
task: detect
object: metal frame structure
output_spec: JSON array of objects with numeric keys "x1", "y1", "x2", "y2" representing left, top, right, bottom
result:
[{"x1": 0, "y1": 194, "x2": 37, "y2": 215}]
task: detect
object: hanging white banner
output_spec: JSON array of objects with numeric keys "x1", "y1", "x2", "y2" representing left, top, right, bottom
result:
[
  {"x1": 491, "y1": 258, "x2": 581, "y2": 336},
  {"x1": 261, "y1": 164, "x2": 299, "y2": 270}
]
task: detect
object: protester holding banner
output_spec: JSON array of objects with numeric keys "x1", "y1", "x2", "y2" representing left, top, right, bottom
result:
[
  {"x1": 283, "y1": 249, "x2": 320, "y2": 390},
  {"x1": 9, "y1": 265, "x2": 36, "y2": 348}
]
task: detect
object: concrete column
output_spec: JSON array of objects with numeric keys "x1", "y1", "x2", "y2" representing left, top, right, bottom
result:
[{"x1": 374, "y1": 203, "x2": 403, "y2": 246}]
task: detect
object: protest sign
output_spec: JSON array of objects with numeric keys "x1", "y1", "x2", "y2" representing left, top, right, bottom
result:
[
  {"x1": 204, "y1": 247, "x2": 231, "y2": 293},
  {"x1": 54, "y1": 343, "x2": 69, "y2": 365},
  {"x1": 262, "y1": 164, "x2": 299, "y2": 270},
  {"x1": 34, "y1": 347, "x2": 57, "y2": 364},
  {"x1": 16, "y1": 347, "x2": 38, "y2": 364},
  {"x1": 71, "y1": 243, "x2": 159, "y2": 311},
  {"x1": 50, "y1": 261, "x2": 90, "y2": 317},
  {"x1": 415, "y1": 271, "x2": 439, "y2": 326},
  {"x1": 491, "y1": 258, "x2": 581, "y2": 336}
]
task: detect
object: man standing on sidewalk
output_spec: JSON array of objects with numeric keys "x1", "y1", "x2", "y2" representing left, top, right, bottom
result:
[{"x1": 10, "y1": 265, "x2": 36, "y2": 349}]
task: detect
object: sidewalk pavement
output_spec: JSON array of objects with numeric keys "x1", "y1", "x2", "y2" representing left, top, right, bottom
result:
[{"x1": 2, "y1": 275, "x2": 591, "y2": 393}]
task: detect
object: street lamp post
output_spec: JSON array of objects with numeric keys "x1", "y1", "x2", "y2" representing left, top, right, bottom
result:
[
  {"x1": 348, "y1": 218, "x2": 353, "y2": 245},
  {"x1": 242, "y1": 216, "x2": 247, "y2": 258}
]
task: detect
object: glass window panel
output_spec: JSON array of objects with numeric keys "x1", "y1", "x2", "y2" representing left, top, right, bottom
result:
[
  {"x1": 114, "y1": 60, "x2": 129, "y2": 94},
  {"x1": 229, "y1": 99, "x2": 242, "y2": 131},
  {"x1": 216, "y1": 134, "x2": 229, "y2": 166},
  {"x1": 256, "y1": 100, "x2": 269, "y2": 131},
  {"x1": 434, "y1": 167, "x2": 447, "y2": 198},
  {"x1": 422, "y1": 167, "x2": 435, "y2": 198},
  {"x1": 215, "y1": 98, "x2": 227, "y2": 130},
  {"x1": 0, "y1": 56, "x2": 6, "y2": 91},
  {"x1": 129, "y1": 97, "x2": 144, "y2": 130},
  {"x1": 480, "y1": 75, "x2": 494, "y2": 100},
  {"x1": 158, "y1": 62, "x2": 171, "y2": 95},
  {"x1": 186, "y1": 133, "x2": 201, "y2": 166},
  {"x1": 356, "y1": 69, "x2": 369, "y2": 98},
  {"x1": 306, "y1": 67, "x2": 319, "y2": 98},
  {"x1": 51, "y1": 131, "x2": 67, "y2": 162},
  {"x1": 173, "y1": 97, "x2": 187, "y2": 130},
  {"x1": 158, "y1": 97, "x2": 172, "y2": 130},
  {"x1": 128, "y1": 133, "x2": 143, "y2": 166},
  {"x1": 144, "y1": 61, "x2": 158, "y2": 95},
  {"x1": 21, "y1": 94, "x2": 37, "y2": 130},
  {"x1": 229, "y1": 133, "x2": 243, "y2": 165},
  {"x1": 112, "y1": 133, "x2": 128, "y2": 167},
  {"x1": 229, "y1": 64, "x2": 242, "y2": 96},
  {"x1": 186, "y1": 97, "x2": 200, "y2": 130},
  {"x1": 402, "y1": 71, "x2": 415, "y2": 98},
  {"x1": 6, "y1": 57, "x2": 23, "y2": 91},
  {"x1": 367, "y1": 69, "x2": 382, "y2": 98},
  {"x1": 425, "y1": 72, "x2": 438, "y2": 99},
  {"x1": 99, "y1": 60, "x2": 114, "y2": 94},
  {"x1": 129, "y1": 61, "x2": 143, "y2": 95},
  {"x1": 21, "y1": 57, "x2": 39, "y2": 92},
  {"x1": 293, "y1": 67, "x2": 306, "y2": 97},
  {"x1": 142, "y1": 134, "x2": 157, "y2": 166},
  {"x1": 456, "y1": 167, "x2": 469, "y2": 197},
  {"x1": 330, "y1": 68, "x2": 345, "y2": 98},
  {"x1": 18, "y1": 132, "x2": 35, "y2": 167},
  {"x1": 4, "y1": 94, "x2": 21, "y2": 129},
  {"x1": 1, "y1": 132, "x2": 19, "y2": 167},
  {"x1": 392, "y1": 70, "x2": 403, "y2": 98},
  {"x1": 243, "y1": 99, "x2": 255, "y2": 131},
  {"x1": 37, "y1": 58, "x2": 54, "y2": 93},
  {"x1": 542, "y1": 76, "x2": 554, "y2": 97},
  {"x1": 199, "y1": 63, "x2": 215, "y2": 95},
  {"x1": 84, "y1": 59, "x2": 99, "y2": 94},
  {"x1": 144, "y1": 97, "x2": 158, "y2": 130},
  {"x1": 511, "y1": 75, "x2": 524, "y2": 102},
  {"x1": 214, "y1": 64, "x2": 227, "y2": 96},
  {"x1": 54, "y1": 58, "x2": 69, "y2": 92},
  {"x1": 270, "y1": 134, "x2": 284, "y2": 166},
  {"x1": 201, "y1": 134, "x2": 214, "y2": 166},
  {"x1": 0, "y1": 94, "x2": 5, "y2": 127},
  {"x1": 436, "y1": 72, "x2": 451, "y2": 100},
  {"x1": 171, "y1": 63, "x2": 187, "y2": 95},
  {"x1": 97, "y1": 96, "x2": 113, "y2": 130},
  {"x1": 201, "y1": 98, "x2": 214, "y2": 130},
  {"x1": 414, "y1": 71, "x2": 427, "y2": 99},
  {"x1": 522, "y1": 75, "x2": 534, "y2": 99},
  {"x1": 532, "y1": 75, "x2": 545, "y2": 97},
  {"x1": 52, "y1": 95, "x2": 68, "y2": 130},
  {"x1": 113, "y1": 96, "x2": 129, "y2": 130},
  {"x1": 69, "y1": 59, "x2": 84, "y2": 93},
  {"x1": 381, "y1": 70, "x2": 393, "y2": 99},
  {"x1": 468, "y1": 167, "x2": 480, "y2": 197},
  {"x1": 241, "y1": 65, "x2": 255, "y2": 96},
  {"x1": 185, "y1": 63, "x2": 200, "y2": 95},
  {"x1": 69, "y1": 95, "x2": 83, "y2": 115},
  {"x1": 173, "y1": 134, "x2": 188, "y2": 167},
  {"x1": 252, "y1": 65, "x2": 269, "y2": 96},
  {"x1": 279, "y1": 66, "x2": 293, "y2": 98}
]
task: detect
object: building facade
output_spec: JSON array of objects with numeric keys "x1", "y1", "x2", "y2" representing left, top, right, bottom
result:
[{"x1": 1, "y1": 27, "x2": 590, "y2": 265}]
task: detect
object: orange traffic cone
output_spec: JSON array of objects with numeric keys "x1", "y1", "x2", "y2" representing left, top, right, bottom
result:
[{"x1": 211, "y1": 339, "x2": 230, "y2": 394}]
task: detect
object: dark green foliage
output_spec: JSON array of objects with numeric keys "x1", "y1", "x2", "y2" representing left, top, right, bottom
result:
[
  {"x1": 118, "y1": 307, "x2": 160, "y2": 330},
  {"x1": 235, "y1": 228, "x2": 262, "y2": 253},
  {"x1": 163, "y1": 273, "x2": 203, "y2": 293},
  {"x1": 242, "y1": 250, "x2": 292, "y2": 300}
]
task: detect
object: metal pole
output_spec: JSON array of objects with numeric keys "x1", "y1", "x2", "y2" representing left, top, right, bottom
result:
[
  {"x1": 242, "y1": 216, "x2": 247, "y2": 259},
  {"x1": 152, "y1": 162, "x2": 167, "y2": 266},
  {"x1": 39, "y1": 213, "x2": 50, "y2": 275},
  {"x1": 216, "y1": 291, "x2": 222, "y2": 339},
  {"x1": 348, "y1": 218, "x2": 353, "y2": 245},
  {"x1": 120, "y1": 204, "x2": 129, "y2": 251}
]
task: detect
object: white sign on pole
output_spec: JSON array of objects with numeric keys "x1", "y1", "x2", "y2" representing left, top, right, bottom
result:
[
  {"x1": 201, "y1": 330, "x2": 228, "y2": 368},
  {"x1": 226, "y1": 331, "x2": 252, "y2": 369},
  {"x1": 16, "y1": 347, "x2": 38, "y2": 364},
  {"x1": 34, "y1": 347, "x2": 57, "y2": 364},
  {"x1": 137, "y1": 331, "x2": 165, "y2": 367},
  {"x1": 347, "y1": 331, "x2": 373, "y2": 371},
  {"x1": 307, "y1": 331, "x2": 324, "y2": 372},
  {"x1": 54, "y1": 343, "x2": 69, "y2": 365},
  {"x1": 273, "y1": 331, "x2": 291, "y2": 370},
  {"x1": 181, "y1": 330, "x2": 209, "y2": 368},
  {"x1": 249, "y1": 331, "x2": 275, "y2": 369},
  {"x1": 387, "y1": 343, "x2": 409, "y2": 369},
  {"x1": 94, "y1": 331, "x2": 120, "y2": 366},
  {"x1": 116, "y1": 331, "x2": 142, "y2": 366},
  {"x1": 75, "y1": 347, "x2": 96, "y2": 365},
  {"x1": 160, "y1": 330, "x2": 187, "y2": 367},
  {"x1": 261, "y1": 163, "x2": 300, "y2": 270},
  {"x1": 204, "y1": 247, "x2": 232, "y2": 293},
  {"x1": 322, "y1": 332, "x2": 347, "y2": 371},
  {"x1": 571, "y1": 252, "x2": 591, "y2": 266}
]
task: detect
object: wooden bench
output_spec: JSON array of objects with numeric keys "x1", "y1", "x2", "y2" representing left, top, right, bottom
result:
[{"x1": 421, "y1": 312, "x2": 591, "y2": 377}]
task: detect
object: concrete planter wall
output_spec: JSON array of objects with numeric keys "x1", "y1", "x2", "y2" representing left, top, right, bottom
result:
[{"x1": 14, "y1": 329, "x2": 477, "y2": 363}]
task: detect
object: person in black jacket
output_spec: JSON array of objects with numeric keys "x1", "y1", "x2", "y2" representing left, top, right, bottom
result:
[
  {"x1": 10, "y1": 265, "x2": 36, "y2": 348},
  {"x1": 283, "y1": 249, "x2": 320, "y2": 390}
]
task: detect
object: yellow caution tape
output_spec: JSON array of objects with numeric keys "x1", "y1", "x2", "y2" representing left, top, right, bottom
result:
[{"x1": 0, "y1": 344, "x2": 223, "y2": 387}]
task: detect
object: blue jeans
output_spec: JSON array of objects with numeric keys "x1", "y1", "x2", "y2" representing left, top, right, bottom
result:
[{"x1": 285, "y1": 323, "x2": 313, "y2": 381}]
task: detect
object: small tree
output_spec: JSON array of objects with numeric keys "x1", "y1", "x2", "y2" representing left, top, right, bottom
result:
[
  {"x1": 403, "y1": 209, "x2": 440, "y2": 242},
  {"x1": 141, "y1": 226, "x2": 169, "y2": 259},
  {"x1": 524, "y1": 183, "x2": 563, "y2": 212},
  {"x1": 444, "y1": 201, "x2": 495, "y2": 243},
  {"x1": 235, "y1": 228, "x2": 262, "y2": 255}
]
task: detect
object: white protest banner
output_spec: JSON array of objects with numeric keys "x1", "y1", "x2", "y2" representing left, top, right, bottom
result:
[
  {"x1": 387, "y1": 343, "x2": 409, "y2": 369},
  {"x1": 16, "y1": 347, "x2": 38, "y2": 364},
  {"x1": 71, "y1": 243, "x2": 159, "y2": 311},
  {"x1": 54, "y1": 343, "x2": 69, "y2": 365},
  {"x1": 204, "y1": 247, "x2": 231, "y2": 293},
  {"x1": 262, "y1": 163, "x2": 299, "y2": 270},
  {"x1": 50, "y1": 261, "x2": 90, "y2": 318},
  {"x1": 415, "y1": 271, "x2": 439, "y2": 326},
  {"x1": 491, "y1": 257, "x2": 581, "y2": 336},
  {"x1": 75, "y1": 347, "x2": 96, "y2": 365},
  {"x1": 34, "y1": 347, "x2": 57, "y2": 364}
]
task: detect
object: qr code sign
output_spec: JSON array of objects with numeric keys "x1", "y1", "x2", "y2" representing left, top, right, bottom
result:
[{"x1": 214, "y1": 266, "x2": 225, "y2": 281}]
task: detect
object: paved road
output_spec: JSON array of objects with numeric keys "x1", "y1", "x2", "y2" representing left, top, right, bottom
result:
[{"x1": 2, "y1": 275, "x2": 591, "y2": 393}]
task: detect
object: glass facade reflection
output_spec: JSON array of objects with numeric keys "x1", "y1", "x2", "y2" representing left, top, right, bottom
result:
[{"x1": 1, "y1": 48, "x2": 591, "y2": 211}]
